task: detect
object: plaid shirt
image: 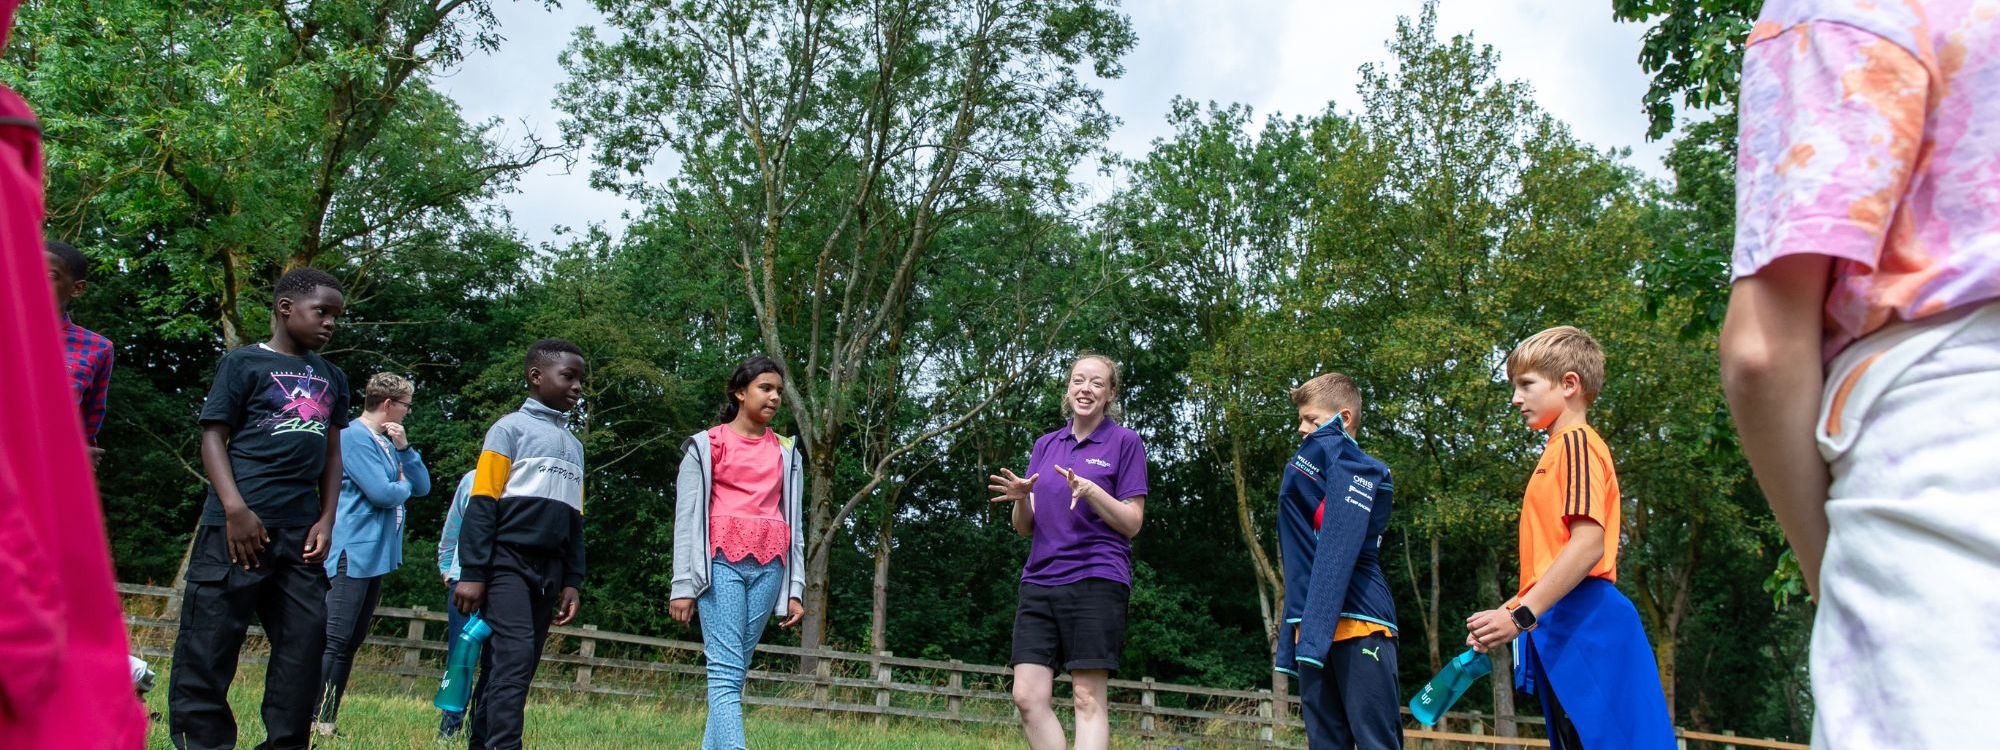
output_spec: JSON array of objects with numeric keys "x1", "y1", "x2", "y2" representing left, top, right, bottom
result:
[{"x1": 61, "y1": 314, "x2": 113, "y2": 445}]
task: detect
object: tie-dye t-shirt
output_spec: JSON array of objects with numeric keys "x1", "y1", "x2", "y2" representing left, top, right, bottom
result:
[{"x1": 1733, "y1": 0, "x2": 2000, "y2": 359}]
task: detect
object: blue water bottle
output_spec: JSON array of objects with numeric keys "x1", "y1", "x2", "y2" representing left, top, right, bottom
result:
[{"x1": 434, "y1": 612, "x2": 492, "y2": 712}]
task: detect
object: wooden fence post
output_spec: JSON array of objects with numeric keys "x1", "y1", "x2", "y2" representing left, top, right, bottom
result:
[
  {"x1": 401, "y1": 607, "x2": 428, "y2": 694},
  {"x1": 1140, "y1": 677, "x2": 1156, "y2": 734},
  {"x1": 947, "y1": 660, "x2": 964, "y2": 720},
  {"x1": 813, "y1": 654, "x2": 832, "y2": 704},
  {"x1": 1257, "y1": 689, "x2": 1274, "y2": 744},
  {"x1": 1271, "y1": 671, "x2": 1289, "y2": 724},
  {"x1": 576, "y1": 625, "x2": 598, "y2": 690},
  {"x1": 874, "y1": 650, "x2": 893, "y2": 728}
]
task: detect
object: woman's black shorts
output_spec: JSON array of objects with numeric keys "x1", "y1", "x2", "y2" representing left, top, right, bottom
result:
[{"x1": 1010, "y1": 578, "x2": 1130, "y2": 673}]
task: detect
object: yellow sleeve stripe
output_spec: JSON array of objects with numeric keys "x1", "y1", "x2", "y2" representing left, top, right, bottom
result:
[{"x1": 473, "y1": 450, "x2": 513, "y2": 500}]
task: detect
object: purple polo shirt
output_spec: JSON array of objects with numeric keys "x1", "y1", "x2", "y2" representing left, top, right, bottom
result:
[{"x1": 1020, "y1": 418, "x2": 1150, "y2": 587}]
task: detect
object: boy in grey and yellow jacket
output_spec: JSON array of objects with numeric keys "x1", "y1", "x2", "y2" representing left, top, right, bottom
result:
[{"x1": 453, "y1": 339, "x2": 588, "y2": 750}]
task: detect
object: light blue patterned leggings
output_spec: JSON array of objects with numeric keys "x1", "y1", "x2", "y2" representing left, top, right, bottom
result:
[{"x1": 697, "y1": 553, "x2": 783, "y2": 750}]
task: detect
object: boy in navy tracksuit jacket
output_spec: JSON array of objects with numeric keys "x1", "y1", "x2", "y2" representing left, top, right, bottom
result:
[{"x1": 1275, "y1": 373, "x2": 1400, "y2": 749}]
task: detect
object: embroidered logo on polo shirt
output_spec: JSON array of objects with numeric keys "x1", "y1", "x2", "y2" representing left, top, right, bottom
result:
[{"x1": 1086, "y1": 458, "x2": 1111, "y2": 468}]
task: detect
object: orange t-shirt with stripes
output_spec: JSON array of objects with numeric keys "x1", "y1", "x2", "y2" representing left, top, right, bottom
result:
[{"x1": 1516, "y1": 423, "x2": 1619, "y2": 601}]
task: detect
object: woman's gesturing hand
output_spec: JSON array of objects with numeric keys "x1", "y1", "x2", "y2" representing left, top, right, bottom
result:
[
  {"x1": 1054, "y1": 465, "x2": 1105, "y2": 510},
  {"x1": 987, "y1": 467, "x2": 1039, "y2": 511}
]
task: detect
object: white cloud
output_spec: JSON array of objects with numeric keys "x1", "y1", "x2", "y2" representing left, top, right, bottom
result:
[
  {"x1": 440, "y1": 1, "x2": 1668, "y2": 246},
  {"x1": 433, "y1": 1, "x2": 642, "y2": 247}
]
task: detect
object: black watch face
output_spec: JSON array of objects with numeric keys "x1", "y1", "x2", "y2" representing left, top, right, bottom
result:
[{"x1": 1512, "y1": 607, "x2": 1535, "y2": 629}]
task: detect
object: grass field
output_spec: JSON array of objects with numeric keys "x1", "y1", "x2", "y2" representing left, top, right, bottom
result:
[{"x1": 137, "y1": 665, "x2": 1180, "y2": 749}]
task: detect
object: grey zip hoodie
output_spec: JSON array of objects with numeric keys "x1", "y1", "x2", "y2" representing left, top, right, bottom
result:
[{"x1": 671, "y1": 429, "x2": 806, "y2": 616}]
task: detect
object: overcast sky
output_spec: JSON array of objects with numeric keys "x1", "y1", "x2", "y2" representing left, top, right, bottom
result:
[{"x1": 435, "y1": 1, "x2": 1668, "y2": 247}]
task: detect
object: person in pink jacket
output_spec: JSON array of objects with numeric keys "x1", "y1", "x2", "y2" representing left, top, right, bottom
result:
[{"x1": 0, "y1": 2, "x2": 149, "y2": 746}]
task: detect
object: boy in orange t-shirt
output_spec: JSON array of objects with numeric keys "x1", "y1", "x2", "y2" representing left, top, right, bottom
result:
[{"x1": 1463, "y1": 326, "x2": 1673, "y2": 750}]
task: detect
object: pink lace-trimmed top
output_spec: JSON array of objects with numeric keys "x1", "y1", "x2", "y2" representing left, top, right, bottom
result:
[{"x1": 708, "y1": 425, "x2": 789, "y2": 565}]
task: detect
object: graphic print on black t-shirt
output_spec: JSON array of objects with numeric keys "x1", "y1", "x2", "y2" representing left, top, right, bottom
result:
[
  {"x1": 198, "y1": 346, "x2": 350, "y2": 528},
  {"x1": 260, "y1": 365, "x2": 337, "y2": 435}
]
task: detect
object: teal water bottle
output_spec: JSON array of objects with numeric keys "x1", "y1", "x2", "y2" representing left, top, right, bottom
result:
[
  {"x1": 434, "y1": 612, "x2": 492, "y2": 712},
  {"x1": 1409, "y1": 647, "x2": 1493, "y2": 726}
]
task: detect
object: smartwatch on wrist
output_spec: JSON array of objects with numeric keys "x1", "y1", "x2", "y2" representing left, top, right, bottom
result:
[{"x1": 1510, "y1": 604, "x2": 1538, "y2": 632}]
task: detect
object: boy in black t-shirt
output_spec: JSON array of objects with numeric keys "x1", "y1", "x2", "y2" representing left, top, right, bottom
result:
[{"x1": 168, "y1": 268, "x2": 351, "y2": 750}]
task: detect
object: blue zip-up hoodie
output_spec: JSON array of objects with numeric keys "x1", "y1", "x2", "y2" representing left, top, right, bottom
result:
[{"x1": 1274, "y1": 417, "x2": 1396, "y2": 675}]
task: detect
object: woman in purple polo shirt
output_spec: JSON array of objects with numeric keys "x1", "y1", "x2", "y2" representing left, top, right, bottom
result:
[{"x1": 988, "y1": 353, "x2": 1150, "y2": 750}]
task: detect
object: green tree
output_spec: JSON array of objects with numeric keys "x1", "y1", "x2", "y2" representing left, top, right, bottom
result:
[
  {"x1": 558, "y1": 0, "x2": 1135, "y2": 654},
  {"x1": 2, "y1": 0, "x2": 558, "y2": 583},
  {"x1": 1610, "y1": 0, "x2": 1761, "y2": 336},
  {"x1": 1611, "y1": 0, "x2": 1761, "y2": 140},
  {"x1": 1615, "y1": 1, "x2": 1812, "y2": 730},
  {"x1": 3, "y1": 0, "x2": 555, "y2": 346},
  {"x1": 1101, "y1": 99, "x2": 1325, "y2": 651},
  {"x1": 1286, "y1": 1, "x2": 1698, "y2": 728},
  {"x1": 1303, "y1": 4, "x2": 1550, "y2": 692}
]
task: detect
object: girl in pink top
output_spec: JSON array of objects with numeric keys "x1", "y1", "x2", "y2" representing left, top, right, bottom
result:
[
  {"x1": 1722, "y1": 2, "x2": 2000, "y2": 746},
  {"x1": 669, "y1": 355, "x2": 805, "y2": 750}
]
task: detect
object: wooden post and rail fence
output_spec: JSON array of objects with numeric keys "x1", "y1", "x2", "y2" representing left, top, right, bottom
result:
[{"x1": 121, "y1": 583, "x2": 1801, "y2": 749}]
